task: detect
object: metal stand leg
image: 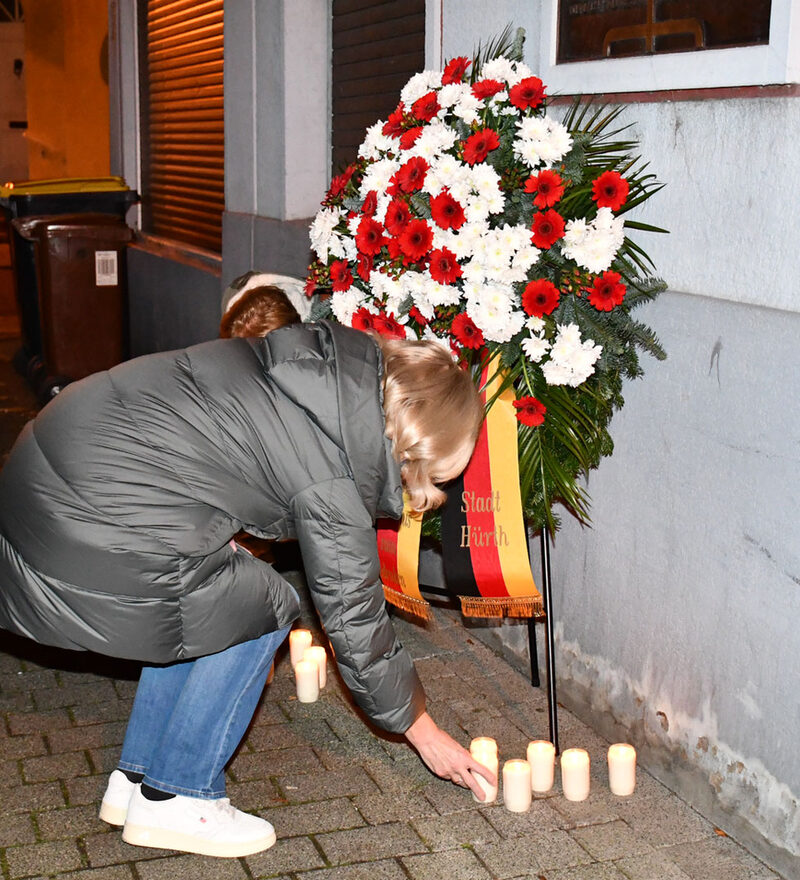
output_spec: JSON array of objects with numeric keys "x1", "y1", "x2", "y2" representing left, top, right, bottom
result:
[
  {"x1": 540, "y1": 531, "x2": 560, "y2": 753},
  {"x1": 527, "y1": 617, "x2": 541, "y2": 687}
]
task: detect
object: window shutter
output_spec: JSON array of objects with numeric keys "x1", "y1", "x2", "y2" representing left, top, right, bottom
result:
[
  {"x1": 332, "y1": 0, "x2": 426, "y2": 174},
  {"x1": 141, "y1": 0, "x2": 224, "y2": 253}
]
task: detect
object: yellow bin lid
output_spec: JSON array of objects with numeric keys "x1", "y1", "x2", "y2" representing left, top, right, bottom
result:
[{"x1": 0, "y1": 176, "x2": 131, "y2": 198}]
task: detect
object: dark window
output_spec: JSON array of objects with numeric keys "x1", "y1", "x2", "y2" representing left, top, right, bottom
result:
[
  {"x1": 138, "y1": 0, "x2": 224, "y2": 253},
  {"x1": 331, "y1": 0, "x2": 426, "y2": 174},
  {"x1": 557, "y1": 0, "x2": 772, "y2": 62}
]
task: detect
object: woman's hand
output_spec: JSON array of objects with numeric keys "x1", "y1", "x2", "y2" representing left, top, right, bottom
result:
[{"x1": 404, "y1": 711, "x2": 497, "y2": 801}]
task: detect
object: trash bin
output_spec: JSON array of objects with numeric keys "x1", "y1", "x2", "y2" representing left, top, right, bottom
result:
[
  {"x1": 0, "y1": 177, "x2": 138, "y2": 387},
  {"x1": 11, "y1": 213, "x2": 133, "y2": 400}
]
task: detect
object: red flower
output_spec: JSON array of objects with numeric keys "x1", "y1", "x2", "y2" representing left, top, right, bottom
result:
[
  {"x1": 408, "y1": 306, "x2": 428, "y2": 326},
  {"x1": 374, "y1": 311, "x2": 406, "y2": 339},
  {"x1": 451, "y1": 313, "x2": 484, "y2": 349},
  {"x1": 400, "y1": 127, "x2": 424, "y2": 150},
  {"x1": 357, "y1": 252, "x2": 373, "y2": 282},
  {"x1": 355, "y1": 216, "x2": 386, "y2": 255},
  {"x1": 327, "y1": 164, "x2": 355, "y2": 199},
  {"x1": 531, "y1": 209, "x2": 565, "y2": 249},
  {"x1": 442, "y1": 56, "x2": 471, "y2": 84},
  {"x1": 351, "y1": 308, "x2": 375, "y2": 332},
  {"x1": 592, "y1": 170, "x2": 629, "y2": 211},
  {"x1": 522, "y1": 279, "x2": 560, "y2": 317},
  {"x1": 304, "y1": 274, "x2": 317, "y2": 297},
  {"x1": 524, "y1": 170, "x2": 565, "y2": 208},
  {"x1": 361, "y1": 190, "x2": 378, "y2": 217},
  {"x1": 389, "y1": 156, "x2": 429, "y2": 194},
  {"x1": 382, "y1": 103, "x2": 406, "y2": 138},
  {"x1": 513, "y1": 396, "x2": 546, "y2": 427},
  {"x1": 462, "y1": 128, "x2": 500, "y2": 165},
  {"x1": 329, "y1": 260, "x2": 353, "y2": 292},
  {"x1": 430, "y1": 190, "x2": 466, "y2": 230},
  {"x1": 411, "y1": 91, "x2": 440, "y2": 122},
  {"x1": 471, "y1": 79, "x2": 505, "y2": 100},
  {"x1": 508, "y1": 76, "x2": 546, "y2": 111},
  {"x1": 588, "y1": 271, "x2": 626, "y2": 311},
  {"x1": 428, "y1": 248, "x2": 462, "y2": 285},
  {"x1": 397, "y1": 218, "x2": 434, "y2": 261},
  {"x1": 384, "y1": 199, "x2": 411, "y2": 235}
]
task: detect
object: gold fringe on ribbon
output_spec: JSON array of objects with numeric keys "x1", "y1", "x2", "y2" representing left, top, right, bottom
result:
[
  {"x1": 383, "y1": 584, "x2": 432, "y2": 621},
  {"x1": 458, "y1": 594, "x2": 544, "y2": 619}
]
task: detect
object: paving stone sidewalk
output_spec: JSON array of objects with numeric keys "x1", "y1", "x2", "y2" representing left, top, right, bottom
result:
[{"x1": 0, "y1": 339, "x2": 787, "y2": 880}]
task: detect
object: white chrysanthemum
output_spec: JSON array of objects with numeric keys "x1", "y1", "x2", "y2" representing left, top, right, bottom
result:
[
  {"x1": 422, "y1": 325, "x2": 456, "y2": 353},
  {"x1": 309, "y1": 206, "x2": 343, "y2": 261},
  {"x1": 480, "y1": 57, "x2": 517, "y2": 84},
  {"x1": 341, "y1": 236, "x2": 358, "y2": 262},
  {"x1": 330, "y1": 289, "x2": 365, "y2": 325},
  {"x1": 408, "y1": 119, "x2": 458, "y2": 162},
  {"x1": 521, "y1": 334, "x2": 550, "y2": 363},
  {"x1": 431, "y1": 226, "x2": 460, "y2": 253},
  {"x1": 370, "y1": 272, "x2": 404, "y2": 304},
  {"x1": 526, "y1": 315, "x2": 545, "y2": 334},
  {"x1": 400, "y1": 70, "x2": 442, "y2": 104},
  {"x1": 484, "y1": 187, "x2": 506, "y2": 215},
  {"x1": 507, "y1": 60, "x2": 534, "y2": 85},
  {"x1": 467, "y1": 285, "x2": 525, "y2": 344},
  {"x1": 461, "y1": 258, "x2": 487, "y2": 285},
  {"x1": 447, "y1": 220, "x2": 487, "y2": 260},
  {"x1": 464, "y1": 198, "x2": 492, "y2": 225},
  {"x1": 562, "y1": 207, "x2": 625, "y2": 273},
  {"x1": 452, "y1": 93, "x2": 481, "y2": 124},
  {"x1": 328, "y1": 233, "x2": 346, "y2": 260},
  {"x1": 420, "y1": 276, "x2": 461, "y2": 308},
  {"x1": 373, "y1": 193, "x2": 393, "y2": 226},
  {"x1": 358, "y1": 121, "x2": 394, "y2": 160},
  {"x1": 469, "y1": 163, "x2": 502, "y2": 194},
  {"x1": 347, "y1": 213, "x2": 361, "y2": 237},
  {"x1": 424, "y1": 154, "x2": 469, "y2": 197},
  {"x1": 512, "y1": 243, "x2": 541, "y2": 273},
  {"x1": 542, "y1": 322, "x2": 602, "y2": 386},
  {"x1": 437, "y1": 82, "x2": 470, "y2": 108},
  {"x1": 360, "y1": 158, "x2": 401, "y2": 197},
  {"x1": 513, "y1": 116, "x2": 573, "y2": 169}
]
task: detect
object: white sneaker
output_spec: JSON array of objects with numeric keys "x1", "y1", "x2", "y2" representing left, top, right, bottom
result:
[
  {"x1": 99, "y1": 769, "x2": 137, "y2": 826},
  {"x1": 122, "y1": 786, "x2": 277, "y2": 857}
]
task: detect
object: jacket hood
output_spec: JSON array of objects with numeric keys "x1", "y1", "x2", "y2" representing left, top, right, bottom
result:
[{"x1": 254, "y1": 321, "x2": 403, "y2": 520}]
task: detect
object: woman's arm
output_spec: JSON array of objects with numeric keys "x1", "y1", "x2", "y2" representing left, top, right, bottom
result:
[{"x1": 405, "y1": 711, "x2": 497, "y2": 801}]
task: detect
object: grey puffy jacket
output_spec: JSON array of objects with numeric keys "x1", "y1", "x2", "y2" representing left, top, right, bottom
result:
[{"x1": 0, "y1": 321, "x2": 425, "y2": 733}]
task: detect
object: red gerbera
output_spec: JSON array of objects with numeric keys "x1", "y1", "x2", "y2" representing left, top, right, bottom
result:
[
  {"x1": 327, "y1": 164, "x2": 355, "y2": 199},
  {"x1": 513, "y1": 396, "x2": 546, "y2": 427},
  {"x1": 522, "y1": 279, "x2": 560, "y2": 317},
  {"x1": 397, "y1": 218, "x2": 434, "y2": 261},
  {"x1": 471, "y1": 78, "x2": 506, "y2": 100},
  {"x1": 428, "y1": 247, "x2": 462, "y2": 285},
  {"x1": 524, "y1": 169, "x2": 565, "y2": 208},
  {"x1": 411, "y1": 91, "x2": 440, "y2": 122},
  {"x1": 304, "y1": 274, "x2": 317, "y2": 297},
  {"x1": 592, "y1": 170, "x2": 629, "y2": 211},
  {"x1": 382, "y1": 103, "x2": 406, "y2": 138},
  {"x1": 442, "y1": 56, "x2": 471, "y2": 84},
  {"x1": 329, "y1": 260, "x2": 353, "y2": 292},
  {"x1": 430, "y1": 190, "x2": 466, "y2": 230},
  {"x1": 588, "y1": 271, "x2": 626, "y2": 311},
  {"x1": 357, "y1": 252, "x2": 373, "y2": 282},
  {"x1": 355, "y1": 216, "x2": 386, "y2": 255},
  {"x1": 373, "y1": 311, "x2": 406, "y2": 339},
  {"x1": 508, "y1": 76, "x2": 546, "y2": 111},
  {"x1": 384, "y1": 198, "x2": 411, "y2": 235},
  {"x1": 531, "y1": 209, "x2": 565, "y2": 249},
  {"x1": 351, "y1": 308, "x2": 375, "y2": 332},
  {"x1": 462, "y1": 128, "x2": 500, "y2": 165},
  {"x1": 361, "y1": 190, "x2": 378, "y2": 217},
  {"x1": 389, "y1": 156, "x2": 429, "y2": 195},
  {"x1": 400, "y1": 127, "x2": 424, "y2": 150},
  {"x1": 451, "y1": 313, "x2": 484, "y2": 349},
  {"x1": 408, "y1": 306, "x2": 429, "y2": 326}
]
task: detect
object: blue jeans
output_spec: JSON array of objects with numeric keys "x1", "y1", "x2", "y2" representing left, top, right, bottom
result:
[{"x1": 118, "y1": 625, "x2": 291, "y2": 799}]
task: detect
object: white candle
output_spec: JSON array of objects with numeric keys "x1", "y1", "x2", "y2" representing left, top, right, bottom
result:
[
  {"x1": 502, "y1": 759, "x2": 532, "y2": 812},
  {"x1": 294, "y1": 658, "x2": 319, "y2": 703},
  {"x1": 607, "y1": 743, "x2": 636, "y2": 796},
  {"x1": 560, "y1": 748, "x2": 590, "y2": 801},
  {"x1": 289, "y1": 629, "x2": 312, "y2": 667},
  {"x1": 526, "y1": 740, "x2": 556, "y2": 793},
  {"x1": 470, "y1": 737, "x2": 499, "y2": 803},
  {"x1": 304, "y1": 645, "x2": 327, "y2": 688}
]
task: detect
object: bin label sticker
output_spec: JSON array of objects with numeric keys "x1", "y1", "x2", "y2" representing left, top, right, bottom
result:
[{"x1": 95, "y1": 251, "x2": 118, "y2": 287}]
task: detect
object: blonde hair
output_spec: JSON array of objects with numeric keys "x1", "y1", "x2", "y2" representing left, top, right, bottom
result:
[
  {"x1": 220, "y1": 286, "x2": 301, "y2": 338},
  {"x1": 376, "y1": 336, "x2": 483, "y2": 512}
]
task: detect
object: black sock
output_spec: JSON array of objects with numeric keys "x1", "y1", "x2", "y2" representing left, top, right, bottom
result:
[
  {"x1": 119, "y1": 769, "x2": 144, "y2": 784},
  {"x1": 141, "y1": 783, "x2": 176, "y2": 802}
]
